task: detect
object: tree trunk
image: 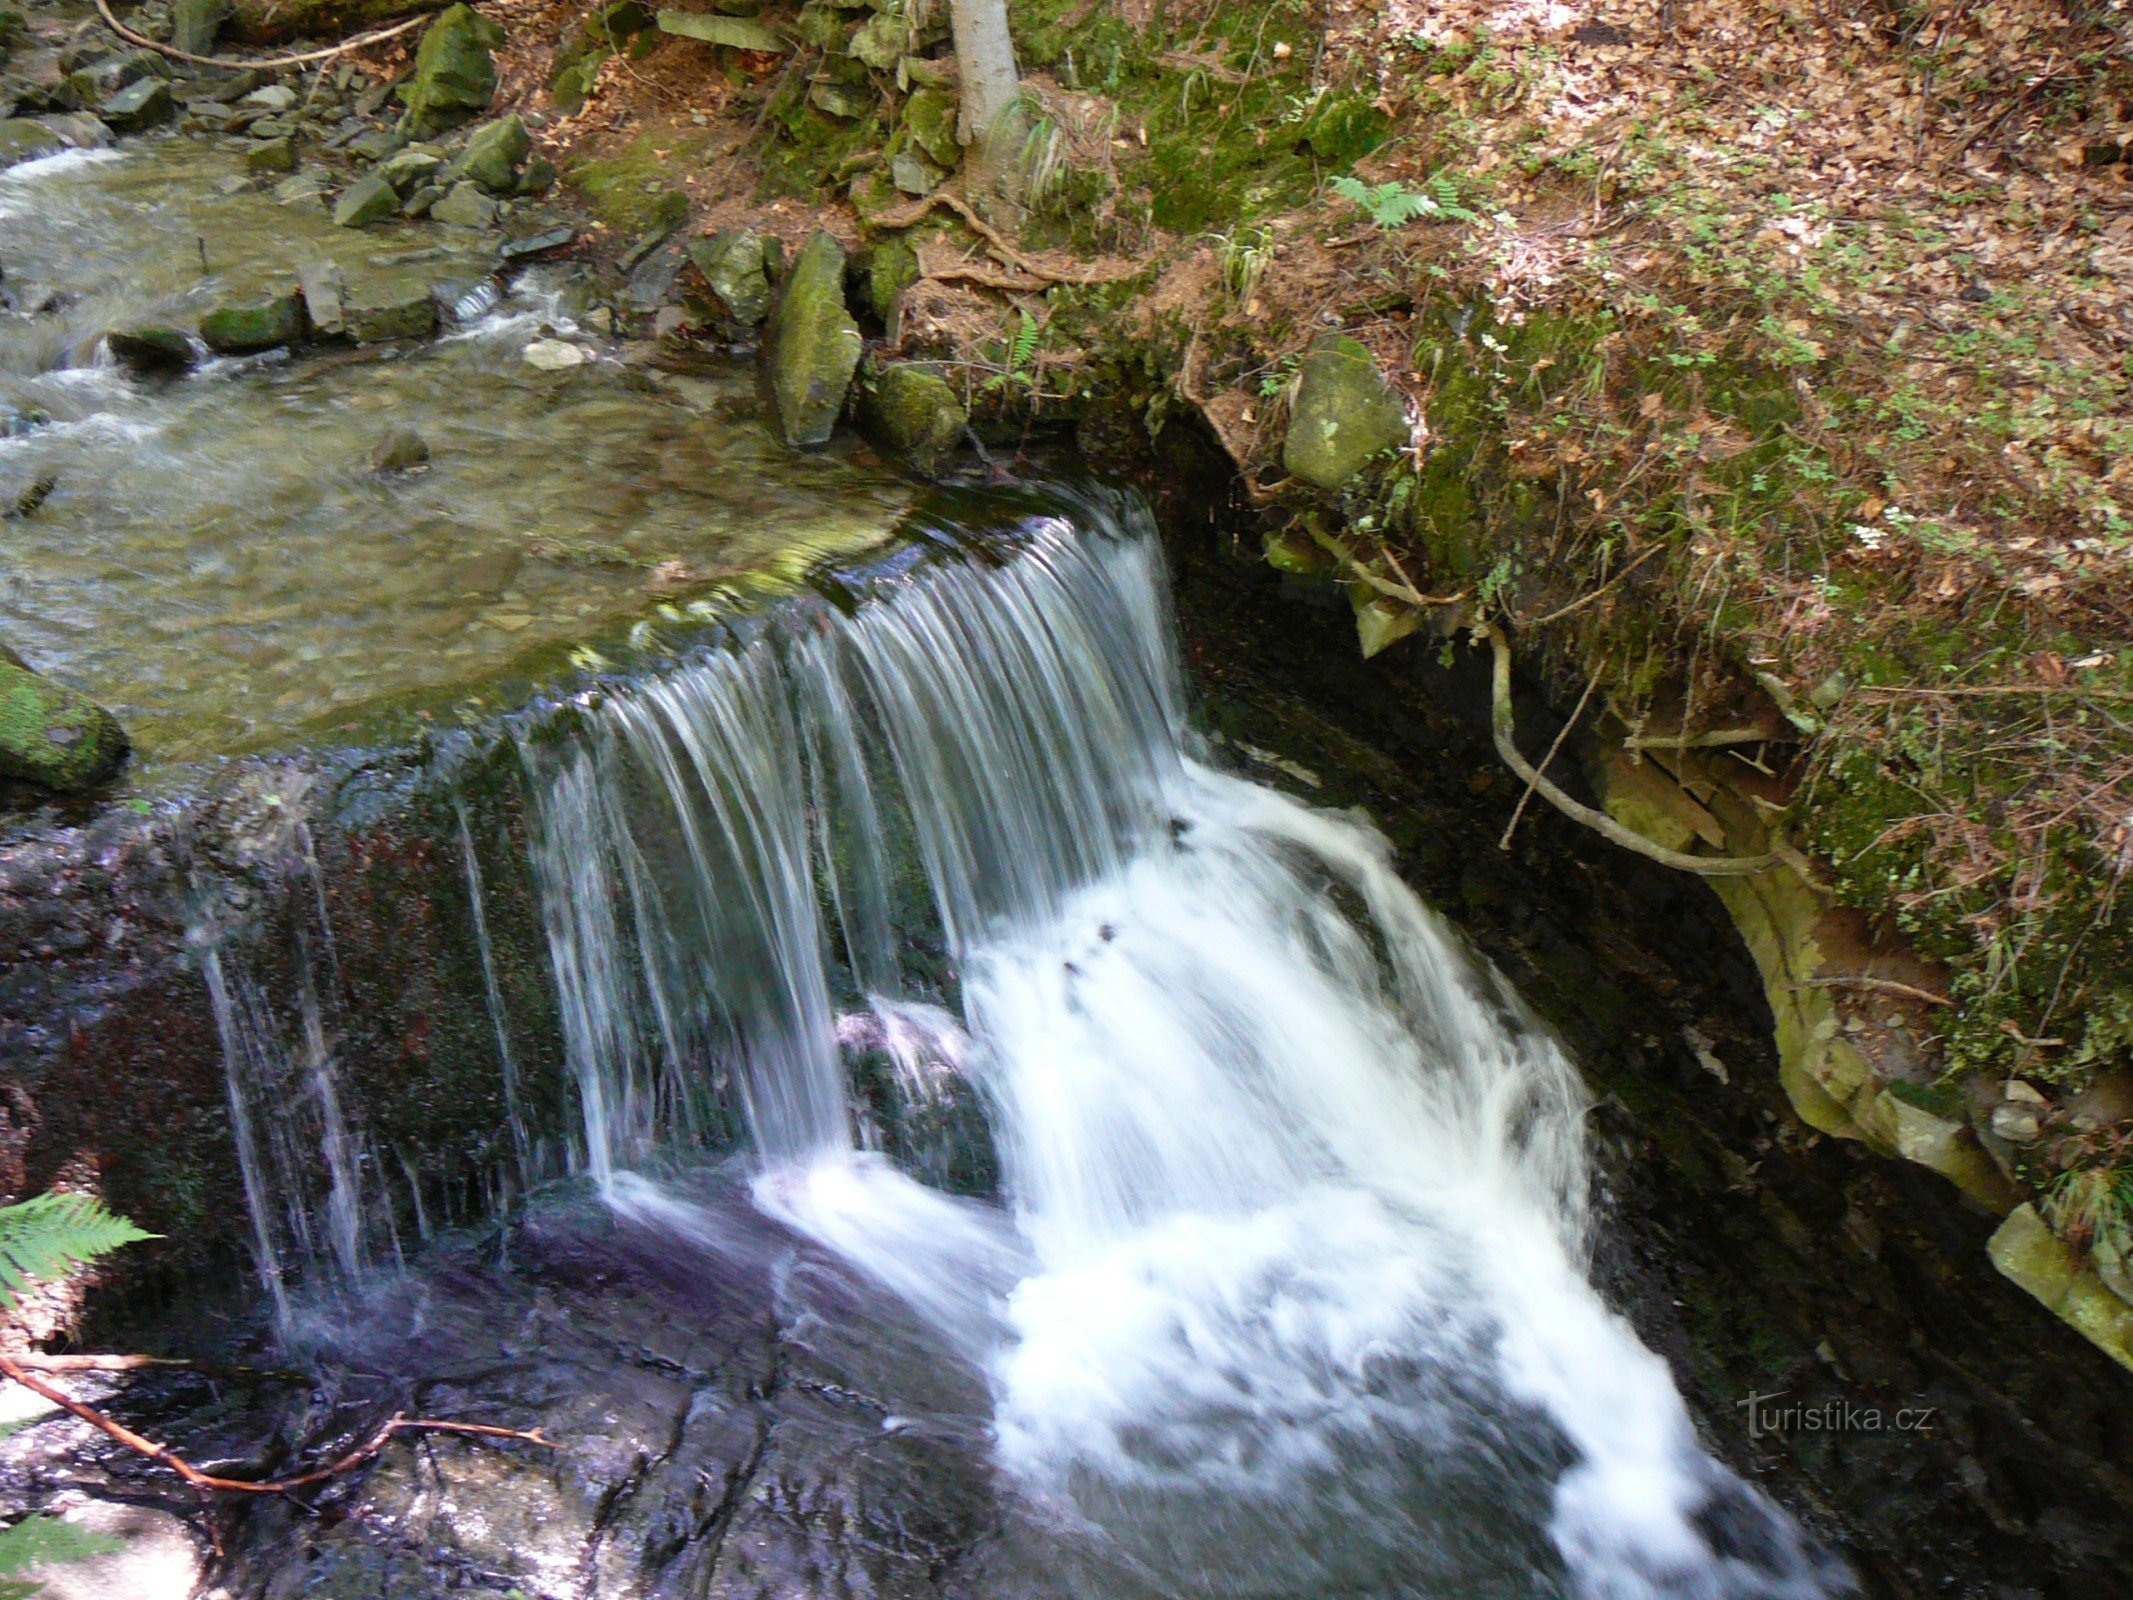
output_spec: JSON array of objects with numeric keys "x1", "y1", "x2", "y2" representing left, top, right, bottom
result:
[{"x1": 947, "y1": 0, "x2": 1022, "y2": 150}]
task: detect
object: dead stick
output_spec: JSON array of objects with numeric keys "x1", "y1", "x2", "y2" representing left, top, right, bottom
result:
[
  {"x1": 1501, "y1": 656, "x2": 1606, "y2": 852},
  {"x1": 0, "y1": 1353, "x2": 551, "y2": 1494},
  {"x1": 1799, "y1": 975, "x2": 1955, "y2": 1008}
]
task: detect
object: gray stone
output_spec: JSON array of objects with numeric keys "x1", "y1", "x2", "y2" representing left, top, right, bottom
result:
[
  {"x1": 240, "y1": 83, "x2": 296, "y2": 111},
  {"x1": 344, "y1": 289, "x2": 437, "y2": 343},
  {"x1": 333, "y1": 172, "x2": 400, "y2": 227},
  {"x1": 347, "y1": 126, "x2": 405, "y2": 162},
  {"x1": 499, "y1": 225, "x2": 574, "y2": 260},
  {"x1": 654, "y1": 9, "x2": 787, "y2": 49},
  {"x1": 764, "y1": 230, "x2": 862, "y2": 448},
  {"x1": 244, "y1": 134, "x2": 296, "y2": 171},
  {"x1": 199, "y1": 293, "x2": 305, "y2": 353},
  {"x1": 686, "y1": 228, "x2": 773, "y2": 325},
  {"x1": 105, "y1": 324, "x2": 196, "y2": 374},
  {"x1": 401, "y1": 183, "x2": 443, "y2": 218},
  {"x1": 99, "y1": 77, "x2": 172, "y2": 131},
  {"x1": 0, "y1": 659, "x2": 129, "y2": 792},
  {"x1": 375, "y1": 145, "x2": 442, "y2": 192},
  {"x1": 430, "y1": 179, "x2": 497, "y2": 229},
  {"x1": 298, "y1": 260, "x2": 346, "y2": 338},
  {"x1": 454, "y1": 112, "x2": 528, "y2": 191},
  {"x1": 1281, "y1": 332, "x2": 1410, "y2": 490},
  {"x1": 369, "y1": 427, "x2": 430, "y2": 473}
]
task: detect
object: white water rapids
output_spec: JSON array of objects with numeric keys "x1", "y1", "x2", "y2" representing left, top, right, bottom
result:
[{"x1": 505, "y1": 497, "x2": 1841, "y2": 1599}]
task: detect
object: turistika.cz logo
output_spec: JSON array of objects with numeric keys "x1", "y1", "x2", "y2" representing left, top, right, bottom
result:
[{"x1": 1735, "y1": 1390, "x2": 1937, "y2": 1441}]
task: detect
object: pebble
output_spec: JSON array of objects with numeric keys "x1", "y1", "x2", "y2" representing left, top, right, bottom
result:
[{"x1": 522, "y1": 339, "x2": 589, "y2": 371}]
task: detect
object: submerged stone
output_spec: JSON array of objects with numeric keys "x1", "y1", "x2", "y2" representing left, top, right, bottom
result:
[
  {"x1": 0, "y1": 119, "x2": 65, "y2": 168},
  {"x1": 858, "y1": 362, "x2": 966, "y2": 476},
  {"x1": 369, "y1": 426, "x2": 430, "y2": 473},
  {"x1": 199, "y1": 293, "x2": 306, "y2": 353},
  {"x1": 105, "y1": 324, "x2": 196, "y2": 374},
  {"x1": 1282, "y1": 332, "x2": 1409, "y2": 490},
  {"x1": 332, "y1": 171, "x2": 400, "y2": 226},
  {"x1": 0, "y1": 659, "x2": 129, "y2": 792},
  {"x1": 344, "y1": 288, "x2": 437, "y2": 342},
  {"x1": 687, "y1": 227, "x2": 774, "y2": 325},
  {"x1": 764, "y1": 231, "x2": 862, "y2": 448},
  {"x1": 455, "y1": 112, "x2": 528, "y2": 191},
  {"x1": 398, "y1": 4, "x2": 504, "y2": 137}
]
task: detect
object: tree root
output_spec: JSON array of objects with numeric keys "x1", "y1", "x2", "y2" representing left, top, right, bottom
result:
[
  {"x1": 95, "y1": 0, "x2": 432, "y2": 71},
  {"x1": 871, "y1": 190, "x2": 1142, "y2": 285},
  {"x1": 0, "y1": 1351, "x2": 552, "y2": 1494},
  {"x1": 1476, "y1": 621, "x2": 1777, "y2": 877}
]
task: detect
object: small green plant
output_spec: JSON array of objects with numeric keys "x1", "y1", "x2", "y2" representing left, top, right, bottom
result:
[
  {"x1": 0, "y1": 1193, "x2": 152, "y2": 1596},
  {"x1": 1330, "y1": 173, "x2": 1479, "y2": 228},
  {"x1": 983, "y1": 310, "x2": 1044, "y2": 397}
]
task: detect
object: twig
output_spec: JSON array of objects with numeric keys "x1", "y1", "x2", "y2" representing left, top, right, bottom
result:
[
  {"x1": 1854, "y1": 684, "x2": 2133, "y2": 701},
  {"x1": 1476, "y1": 622, "x2": 1776, "y2": 877},
  {"x1": 1522, "y1": 544, "x2": 1662, "y2": 627},
  {"x1": 1798, "y1": 975, "x2": 1954, "y2": 1007},
  {"x1": 870, "y1": 190, "x2": 1142, "y2": 285},
  {"x1": 1622, "y1": 726, "x2": 1781, "y2": 750},
  {"x1": 1502, "y1": 656, "x2": 1606, "y2": 851},
  {"x1": 94, "y1": 0, "x2": 432, "y2": 70},
  {"x1": 1307, "y1": 523, "x2": 1467, "y2": 607},
  {"x1": 0, "y1": 1353, "x2": 551, "y2": 1494}
]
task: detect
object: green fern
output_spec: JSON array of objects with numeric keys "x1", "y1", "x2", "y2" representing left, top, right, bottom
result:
[
  {"x1": 1330, "y1": 173, "x2": 1480, "y2": 228},
  {"x1": 0, "y1": 1515, "x2": 121, "y2": 1597},
  {"x1": 1009, "y1": 309, "x2": 1041, "y2": 376},
  {"x1": 0, "y1": 1193, "x2": 153, "y2": 1314}
]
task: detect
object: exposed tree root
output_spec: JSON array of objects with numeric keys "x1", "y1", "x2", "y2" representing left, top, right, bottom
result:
[{"x1": 872, "y1": 190, "x2": 1142, "y2": 285}]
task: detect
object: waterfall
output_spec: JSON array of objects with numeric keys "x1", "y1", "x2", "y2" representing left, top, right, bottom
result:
[{"x1": 520, "y1": 496, "x2": 1841, "y2": 1600}]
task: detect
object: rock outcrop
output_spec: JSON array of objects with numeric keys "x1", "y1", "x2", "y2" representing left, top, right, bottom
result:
[{"x1": 764, "y1": 231, "x2": 862, "y2": 449}]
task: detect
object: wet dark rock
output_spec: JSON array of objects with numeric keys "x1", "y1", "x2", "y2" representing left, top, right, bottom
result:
[
  {"x1": 397, "y1": 3, "x2": 503, "y2": 138},
  {"x1": 498, "y1": 224, "x2": 574, "y2": 260},
  {"x1": 105, "y1": 324, "x2": 197, "y2": 374},
  {"x1": 453, "y1": 111, "x2": 527, "y2": 191},
  {"x1": 0, "y1": 658, "x2": 129, "y2": 792},
  {"x1": 858, "y1": 362, "x2": 967, "y2": 477},
  {"x1": 331, "y1": 170, "x2": 399, "y2": 227},
  {"x1": 765, "y1": 231, "x2": 862, "y2": 449},
  {"x1": 344, "y1": 288, "x2": 437, "y2": 342},
  {"x1": 171, "y1": 0, "x2": 229, "y2": 56},
  {"x1": 687, "y1": 227, "x2": 774, "y2": 326},
  {"x1": 429, "y1": 178, "x2": 496, "y2": 229},
  {"x1": 199, "y1": 292, "x2": 306, "y2": 354},
  {"x1": 369, "y1": 426, "x2": 430, "y2": 473},
  {"x1": 0, "y1": 117, "x2": 64, "y2": 168}
]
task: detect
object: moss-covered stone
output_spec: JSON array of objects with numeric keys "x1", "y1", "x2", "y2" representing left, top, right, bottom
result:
[
  {"x1": 0, "y1": 120, "x2": 65, "y2": 170},
  {"x1": 1989, "y1": 1204, "x2": 2133, "y2": 1374},
  {"x1": 171, "y1": 0, "x2": 228, "y2": 54},
  {"x1": 858, "y1": 362, "x2": 967, "y2": 475},
  {"x1": 333, "y1": 171, "x2": 401, "y2": 226},
  {"x1": 228, "y1": 0, "x2": 443, "y2": 43},
  {"x1": 566, "y1": 133, "x2": 696, "y2": 234},
  {"x1": 901, "y1": 85, "x2": 959, "y2": 167},
  {"x1": 862, "y1": 234, "x2": 918, "y2": 322},
  {"x1": 654, "y1": 9, "x2": 786, "y2": 49},
  {"x1": 687, "y1": 228, "x2": 774, "y2": 325},
  {"x1": 455, "y1": 114, "x2": 529, "y2": 191},
  {"x1": 765, "y1": 231, "x2": 863, "y2": 448},
  {"x1": 1282, "y1": 333, "x2": 1408, "y2": 489},
  {"x1": 199, "y1": 293, "x2": 306, "y2": 353},
  {"x1": 0, "y1": 661, "x2": 129, "y2": 792},
  {"x1": 246, "y1": 134, "x2": 298, "y2": 172},
  {"x1": 398, "y1": 4, "x2": 504, "y2": 137}
]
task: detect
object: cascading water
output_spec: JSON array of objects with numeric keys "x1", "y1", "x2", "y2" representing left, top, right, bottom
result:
[{"x1": 499, "y1": 495, "x2": 1846, "y2": 1600}]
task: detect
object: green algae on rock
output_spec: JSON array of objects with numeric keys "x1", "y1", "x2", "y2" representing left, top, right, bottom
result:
[
  {"x1": 199, "y1": 293, "x2": 307, "y2": 353},
  {"x1": 105, "y1": 325, "x2": 196, "y2": 374},
  {"x1": 688, "y1": 228, "x2": 776, "y2": 326},
  {"x1": 398, "y1": 4, "x2": 504, "y2": 138},
  {"x1": 857, "y1": 362, "x2": 967, "y2": 476},
  {"x1": 0, "y1": 118, "x2": 65, "y2": 169},
  {"x1": 765, "y1": 231, "x2": 863, "y2": 449},
  {"x1": 1282, "y1": 333, "x2": 1408, "y2": 490},
  {"x1": 334, "y1": 171, "x2": 401, "y2": 227},
  {"x1": 0, "y1": 660, "x2": 128, "y2": 791},
  {"x1": 456, "y1": 114, "x2": 530, "y2": 191}
]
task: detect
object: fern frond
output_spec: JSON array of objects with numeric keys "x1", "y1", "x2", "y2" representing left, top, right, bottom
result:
[
  {"x1": 0, "y1": 1514, "x2": 121, "y2": 1583},
  {"x1": 0, "y1": 1194, "x2": 153, "y2": 1312},
  {"x1": 1009, "y1": 310, "x2": 1040, "y2": 375}
]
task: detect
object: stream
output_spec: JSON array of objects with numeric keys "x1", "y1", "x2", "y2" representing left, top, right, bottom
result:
[{"x1": 1, "y1": 107, "x2": 1852, "y2": 1600}]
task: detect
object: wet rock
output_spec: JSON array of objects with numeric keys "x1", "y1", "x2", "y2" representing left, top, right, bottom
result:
[
  {"x1": 454, "y1": 111, "x2": 527, "y2": 191},
  {"x1": 369, "y1": 426, "x2": 430, "y2": 473},
  {"x1": 171, "y1": 0, "x2": 229, "y2": 56},
  {"x1": 858, "y1": 362, "x2": 966, "y2": 476},
  {"x1": 499, "y1": 224, "x2": 574, "y2": 260},
  {"x1": 199, "y1": 292, "x2": 306, "y2": 353},
  {"x1": 1281, "y1": 332, "x2": 1409, "y2": 490},
  {"x1": 1990, "y1": 1204, "x2": 2133, "y2": 1373},
  {"x1": 429, "y1": 177, "x2": 496, "y2": 228},
  {"x1": 398, "y1": 3, "x2": 503, "y2": 137},
  {"x1": 39, "y1": 111, "x2": 113, "y2": 150},
  {"x1": 332, "y1": 171, "x2": 400, "y2": 226},
  {"x1": 298, "y1": 259, "x2": 346, "y2": 337},
  {"x1": 105, "y1": 324, "x2": 196, "y2": 374},
  {"x1": 522, "y1": 338, "x2": 588, "y2": 370},
  {"x1": 344, "y1": 288, "x2": 437, "y2": 342},
  {"x1": 0, "y1": 658, "x2": 129, "y2": 792},
  {"x1": 687, "y1": 228, "x2": 775, "y2": 326},
  {"x1": 765, "y1": 231, "x2": 862, "y2": 448},
  {"x1": 244, "y1": 133, "x2": 296, "y2": 171},
  {"x1": 0, "y1": 118, "x2": 65, "y2": 168}
]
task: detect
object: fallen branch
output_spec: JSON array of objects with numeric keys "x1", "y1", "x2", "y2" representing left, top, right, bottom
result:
[
  {"x1": 871, "y1": 190, "x2": 1142, "y2": 285},
  {"x1": 1798, "y1": 975, "x2": 1954, "y2": 1008},
  {"x1": 1476, "y1": 621, "x2": 1776, "y2": 877},
  {"x1": 0, "y1": 1352, "x2": 551, "y2": 1494},
  {"x1": 1622, "y1": 726, "x2": 1782, "y2": 750},
  {"x1": 1502, "y1": 656, "x2": 1606, "y2": 851},
  {"x1": 95, "y1": 0, "x2": 431, "y2": 71}
]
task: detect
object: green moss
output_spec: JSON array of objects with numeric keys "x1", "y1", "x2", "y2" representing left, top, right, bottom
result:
[{"x1": 566, "y1": 131, "x2": 703, "y2": 233}]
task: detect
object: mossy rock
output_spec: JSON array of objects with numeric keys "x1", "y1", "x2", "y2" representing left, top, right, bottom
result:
[
  {"x1": 847, "y1": 10, "x2": 906, "y2": 68},
  {"x1": 655, "y1": 9, "x2": 786, "y2": 49},
  {"x1": 100, "y1": 76, "x2": 174, "y2": 132},
  {"x1": 862, "y1": 234, "x2": 918, "y2": 321},
  {"x1": 199, "y1": 293, "x2": 306, "y2": 353},
  {"x1": 566, "y1": 134, "x2": 693, "y2": 233},
  {"x1": 548, "y1": 52, "x2": 607, "y2": 115},
  {"x1": 686, "y1": 228, "x2": 774, "y2": 325},
  {"x1": 455, "y1": 113, "x2": 529, "y2": 191},
  {"x1": 1282, "y1": 333, "x2": 1408, "y2": 489},
  {"x1": 333, "y1": 170, "x2": 401, "y2": 226},
  {"x1": 764, "y1": 230, "x2": 863, "y2": 448},
  {"x1": 105, "y1": 325, "x2": 196, "y2": 374},
  {"x1": 0, "y1": 119, "x2": 65, "y2": 169},
  {"x1": 228, "y1": 0, "x2": 444, "y2": 43},
  {"x1": 901, "y1": 85, "x2": 958, "y2": 167},
  {"x1": 858, "y1": 362, "x2": 966, "y2": 475},
  {"x1": 1297, "y1": 92, "x2": 1391, "y2": 166},
  {"x1": 555, "y1": 0, "x2": 649, "y2": 70},
  {"x1": 171, "y1": 0, "x2": 228, "y2": 54},
  {"x1": 398, "y1": 4, "x2": 504, "y2": 137},
  {"x1": 0, "y1": 661, "x2": 129, "y2": 792}
]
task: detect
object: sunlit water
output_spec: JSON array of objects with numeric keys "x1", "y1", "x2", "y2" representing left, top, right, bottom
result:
[{"x1": 0, "y1": 139, "x2": 908, "y2": 765}]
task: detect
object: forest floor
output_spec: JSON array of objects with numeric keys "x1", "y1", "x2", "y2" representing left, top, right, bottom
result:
[{"x1": 343, "y1": 0, "x2": 2133, "y2": 1250}]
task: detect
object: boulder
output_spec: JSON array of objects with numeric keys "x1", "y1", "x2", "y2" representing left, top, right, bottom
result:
[
  {"x1": 105, "y1": 325, "x2": 196, "y2": 374},
  {"x1": 429, "y1": 178, "x2": 496, "y2": 228},
  {"x1": 764, "y1": 231, "x2": 862, "y2": 448},
  {"x1": 1281, "y1": 332, "x2": 1409, "y2": 490},
  {"x1": 199, "y1": 293, "x2": 306, "y2": 353},
  {"x1": 454, "y1": 112, "x2": 527, "y2": 191},
  {"x1": 858, "y1": 362, "x2": 965, "y2": 475},
  {"x1": 244, "y1": 134, "x2": 296, "y2": 171},
  {"x1": 172, "y1": 0, "x2": 229, "y2": 55},
  {"x1": 654, "y1": 10, "x2": 786, "y2": 49},
  {"x1": 0, "y1": 659, "x2": 129, "y2": 792},
  {"x1": 344, "y1": 288, "x2": 437, "y2": 342},
  {"x1": 369, "y1": 426, "x2": 430, "y2": 472},
  {"x1": 397, "y1": 4, "x2": 503, "y2": 137},
  {"x1": 686, "y1": 228, "x2": 773, "y2": 325},
  {"x1": 332, "y1": 171, "x2": 400, "y2": 226},
  {"x1": 0, "y1": 119, "x2": 64, "y2": 168}
]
